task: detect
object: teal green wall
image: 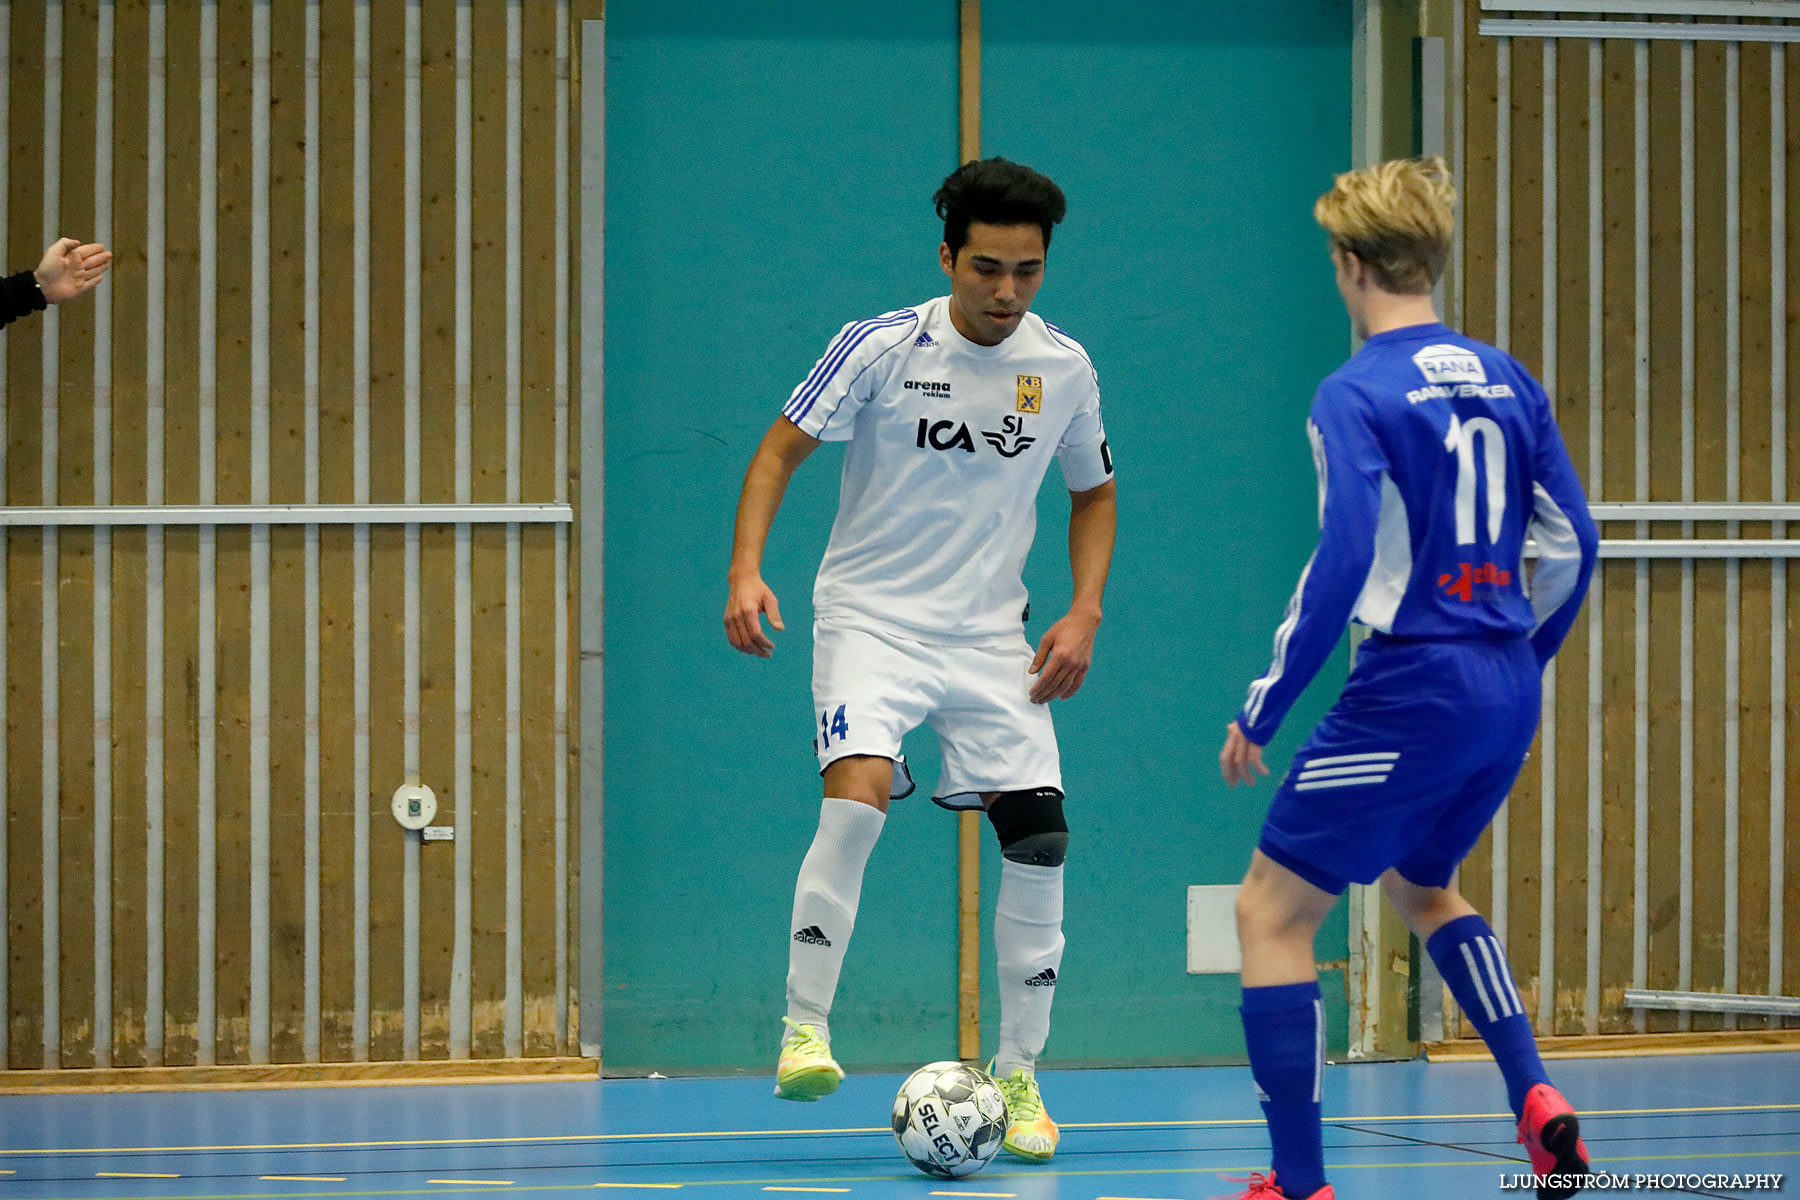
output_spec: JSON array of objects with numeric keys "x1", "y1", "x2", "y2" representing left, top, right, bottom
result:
[
  {"x1": 976, "y1": 0, "x2": 1356, "y2": 1066},
  {"x1": 603, "y1": 1, "x2": 1354, "y2": 1075}
]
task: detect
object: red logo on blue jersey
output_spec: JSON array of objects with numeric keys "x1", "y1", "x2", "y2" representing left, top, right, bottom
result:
[{"x1": 1439, "y1": 561, "x2": 1513, "y2": 603}]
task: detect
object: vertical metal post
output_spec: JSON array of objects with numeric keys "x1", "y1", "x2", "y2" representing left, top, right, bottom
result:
[
  {"x1": 1770, "y1": 42, "x2": 1788, "y2": 1010},
  {"x1": 92, "y1": 0, "x2": 116, "y2": 1069},
  {"x1": 576, "y1": 13, "x2": 606, "y2": 1063},
  {"x1": 553, "y1": 0, "x2": 571, "y2": 1053},
  {"x1": 145, "y1": 0, "x2": 166, "y2": 1066},
  {"x1": 1491, "y1": 33, "x2": 1512, "y2": 946},
  {"x1": 198, "y1": 0, "x2": 220, "y2": 1067},
  {"x1": 302, "y1": 0, "x2": 321, "y2": 1064},
  {"x1": 1722, "y1": 36, "x2": 1742, "y2": 1029},
  {"x1": 249, "y1": 0, "x2": 273, "y2": 1066},
  {"x1": 1584, "y1": 35, "x2": 1605, "y2": 1037},
  {"x1": 351, "y1": 0, "x2": 371, "y2": 1062},
  {"x1": 956, "y1": 0, "x2": 982, "y2": 1064},
  {"x1": 1631, "y1": 36, "x2": 1651, "y2": 1035},
  {"x1": 504, "y1": 0, "x2": 525, "y2": 1060},
  {"x1": 401, "y1": 0, "x2": 422, "y2": 1063},
  {"x1": 1677, "y1": 37, "x2": 1695, "y2": 1033},
  {"x1": 1538, "y1": 36, "x2": 1559, "y2": 1031},
  {"x1": 40, "y1": 0, "x2": 64, "y2": 1070}
]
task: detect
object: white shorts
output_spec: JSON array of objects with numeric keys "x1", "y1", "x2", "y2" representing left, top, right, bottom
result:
[{"x1": 811, "y1": 619, "x2": 1062, "y2": 810}]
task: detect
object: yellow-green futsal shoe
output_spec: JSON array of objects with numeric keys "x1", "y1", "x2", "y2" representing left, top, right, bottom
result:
[
  {"x1": 989, "y1": 1060, "x2": 1059, "y2": 1160},
  {"x1": 774, "y1": 1018, "x2": 844, "y2": 1101}
]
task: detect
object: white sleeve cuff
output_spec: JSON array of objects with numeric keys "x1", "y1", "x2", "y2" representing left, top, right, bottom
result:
[{"x1": 1057, "y1": 432, "x2": 1113, "y2": 493}]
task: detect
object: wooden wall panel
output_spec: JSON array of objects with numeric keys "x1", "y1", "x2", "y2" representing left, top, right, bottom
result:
[
  {"x1": 519, "y1": 0, "x2": 558, "y2": 1057},
  {"x1": 266, "y1": 0, "x2": 310, "y2": 1065},
  {"x1": 1735, "y1": 41, "x2": 1776, "y2": 1028},
  {"x1": 5, "y1": 1, "x2": 48, "y2": 1066},
  {"x1": 314, "y1": 0, "x2": 357, "y2": 1064},
  {"x1": 159, "y1": 0, "x2": 201, "y2": 1068},
  {"x1": 1504, "y1": 33, "x2": 1547, "y2": 1022},
  {"x1": 1643, "y1": 34, "x2": 1686, "y2": 1036},
  {"x1": 1456, "y1": 5, "x2": 1499, "y2": 979},
  {"x1": 107, "y1": 0, "x2": 151, "y2": 1068},
  {"x1": 1688, "y1": 39, "x2": 1730, "y2": 1033},
  {"x1": 1453, "y1": 9, "x2": 1800, "y2": 1039},
  {"x1": 57, "y1": 0, "x2": 102, "y2": 1070},
  {"x1": 1597, "y1": 33, "x2": 1640, "y2": 1036},
  {"x1": 1548, "y1": 34, "x2": 1591, "y2": 1036},
  {"x1": 364, "y1": 0, "x2": 407, "y2": 1063},
  {"x1": 417, "y1": 0, "x2": 458, "y2": 1061},
  {"x1": 469, "y1": 0, "x2": 510, "y2": 1059},
  {"x1": 4, "y1": 0, "x2": 580, "y2": 1071},
  {"x1": 212, "y1": 0, "x2": 255, "y2": 1066}
]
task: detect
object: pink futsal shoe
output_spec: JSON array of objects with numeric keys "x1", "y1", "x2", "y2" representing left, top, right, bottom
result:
[
  {"x1": 1210, "y1": 1172, "x2": 1334, "y2": 1200},
  {"x1": 1517, "y1": 1083, "x2": 1591, "y2": 1199}
]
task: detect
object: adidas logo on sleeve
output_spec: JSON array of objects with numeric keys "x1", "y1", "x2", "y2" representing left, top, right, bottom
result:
[{"x1": 793, "y1": 925, "x2": 832, "y2": 947}]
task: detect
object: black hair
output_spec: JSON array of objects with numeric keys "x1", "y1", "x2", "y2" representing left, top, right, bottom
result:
[{"x1": 933, "y1": 157, "x2": 1067, "y2": 261}]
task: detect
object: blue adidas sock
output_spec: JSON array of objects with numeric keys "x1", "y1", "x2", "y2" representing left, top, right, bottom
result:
[
  {"x1": 1240, "y1": 981, "x2": 1327, "y2": 1199},
  {"x1": 1426, "y1": 914, "x2": 1550, "y2": 1121}
]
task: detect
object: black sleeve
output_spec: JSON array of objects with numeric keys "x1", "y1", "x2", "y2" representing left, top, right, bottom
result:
[{"x1": 0, "y1": 270, "x2": 47, "y2": 330}]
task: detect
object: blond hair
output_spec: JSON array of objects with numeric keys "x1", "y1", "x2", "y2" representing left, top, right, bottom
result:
[{"x1": 1314, "y1": 156, "x2": 1456, "y2": 295}]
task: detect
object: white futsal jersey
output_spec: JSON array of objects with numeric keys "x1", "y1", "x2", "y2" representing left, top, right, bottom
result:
[{"x1": 783, "y1": 295, "x2": 1113, "y2": 644}]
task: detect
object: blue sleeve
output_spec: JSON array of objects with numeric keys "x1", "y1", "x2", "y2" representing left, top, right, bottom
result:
[
  {"x1": 1235, "y1": 383, "x2": 1387, "y2": 746},
  {"x1": 1523, "y1": 385, "x2": 1599, "y2": 667}
]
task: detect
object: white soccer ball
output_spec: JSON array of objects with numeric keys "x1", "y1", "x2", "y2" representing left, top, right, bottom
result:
[{"x1": 891, "y1": 1061, "x2": 1010, "y2": 1179}]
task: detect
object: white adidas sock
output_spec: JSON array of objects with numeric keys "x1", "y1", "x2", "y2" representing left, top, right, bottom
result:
[
  {"x1": 992, "y1": 859, "x2": 1065, "y2": 1076},
  {"x1": 785, "y1": 796, "x2": 885, "y2": 1046}
]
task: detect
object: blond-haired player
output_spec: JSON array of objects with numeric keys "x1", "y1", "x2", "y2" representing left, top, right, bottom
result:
[{"x1": 1214, "y1": 158, "x2": 1598, "y2": 1200}]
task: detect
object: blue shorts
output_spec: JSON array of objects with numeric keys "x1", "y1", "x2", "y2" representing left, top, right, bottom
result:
[{"x1": 1258, "y1": 633, "x2": 1542, "y2": 895}]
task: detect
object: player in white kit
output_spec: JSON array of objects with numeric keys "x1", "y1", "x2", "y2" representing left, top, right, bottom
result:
[{"x1": 724, "y1": 159, "x2": 1117, "y2": 1162}]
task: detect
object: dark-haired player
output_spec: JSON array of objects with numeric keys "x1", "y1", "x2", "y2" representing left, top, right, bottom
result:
[
  {"x1": 1215, "y1": 158, "x2": 1598, "y2": 1200},
  {"x1": 724, "y1": 158, "x2": 1117, "y2": 1161}
]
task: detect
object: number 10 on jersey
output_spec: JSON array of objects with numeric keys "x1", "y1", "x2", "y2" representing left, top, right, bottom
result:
[{"x1": 820, "y1": 704, "x2": 850, "y2": 748}]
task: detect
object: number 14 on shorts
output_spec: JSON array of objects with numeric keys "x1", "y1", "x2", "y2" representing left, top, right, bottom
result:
[{"x1": 819, "y1": 704, "x2": 850, "y2": 748}]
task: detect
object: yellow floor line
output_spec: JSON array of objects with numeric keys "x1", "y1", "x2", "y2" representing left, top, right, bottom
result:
[
  {"x1": 261, "y1": 1177, "x2": 349, "y2": 1183},
  {"x1": 44, "y1": 1144, "x2": 1800, "y2": 1200},
  {"x1": 19, "y1": 1098, "x2": 1797, "y2": 1158},
  {"x1": 97, "y1": 1171, "x2": 182, "y2": 1178}
]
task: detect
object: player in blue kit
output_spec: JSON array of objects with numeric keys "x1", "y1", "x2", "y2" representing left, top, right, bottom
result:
[{"x1": 1215, "y1": 158, "x2": 1600, "y2": 1200}]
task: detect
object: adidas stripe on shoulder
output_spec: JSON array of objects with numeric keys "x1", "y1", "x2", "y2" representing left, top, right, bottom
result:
[{"x1": 784, "y1": 309, "x2": 920, "y2": 425}]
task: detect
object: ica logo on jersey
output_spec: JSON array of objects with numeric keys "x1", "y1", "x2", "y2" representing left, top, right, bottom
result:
[{"x1": 915, "y1": 415, "x2": 1037, "y2": 458}]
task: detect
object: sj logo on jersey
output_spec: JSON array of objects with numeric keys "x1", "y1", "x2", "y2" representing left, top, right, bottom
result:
[
  {"x1": 1439, "y1": 561, "x2": 1513, "y2": 602},
  {"x1": 981, "y1": 415, "x2": 1037, "y2": 458},
  {"x1": 1015, "y1": 375, "x2": 1043, "y2": 413}
]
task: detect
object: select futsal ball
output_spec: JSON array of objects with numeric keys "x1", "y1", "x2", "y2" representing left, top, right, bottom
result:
[{"x1": 891, "y1": 1061, "x2": 1010, "y2": 1178}]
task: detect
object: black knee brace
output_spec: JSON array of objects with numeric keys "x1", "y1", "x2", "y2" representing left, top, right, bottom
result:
[{"x1": 986, "y1": 787, "x2": 1069, "y2": 866}]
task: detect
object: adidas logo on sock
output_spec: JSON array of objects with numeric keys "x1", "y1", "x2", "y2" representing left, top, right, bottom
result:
[
  {"x1": 1024, "y1": 968, "x2": 1057, "y2": 987},
  {"x1": 793, "y1": 925, "x2": 832, "y2": 947}
]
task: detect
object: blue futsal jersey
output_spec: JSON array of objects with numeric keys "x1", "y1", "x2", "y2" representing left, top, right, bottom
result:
[{"x1": 1237, "y1": 322, "x2": 1599, "y2": 748}]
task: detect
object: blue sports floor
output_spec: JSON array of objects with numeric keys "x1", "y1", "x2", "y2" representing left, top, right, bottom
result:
[{"x1": 2, "y1": 1053, "x2": 1795, "y2": 1200}]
